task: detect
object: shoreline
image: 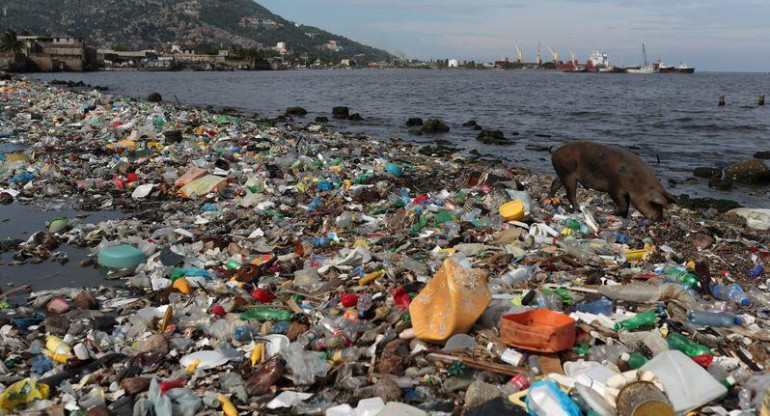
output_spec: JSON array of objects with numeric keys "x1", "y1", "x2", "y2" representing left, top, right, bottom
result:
[{"x1": 0, "y1": 75, "x2": 768, "y2": 413}]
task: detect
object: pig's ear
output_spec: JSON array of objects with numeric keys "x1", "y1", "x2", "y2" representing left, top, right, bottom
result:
[{"x1": 649, "y1": 191, "x2": 668, "y2": 207}]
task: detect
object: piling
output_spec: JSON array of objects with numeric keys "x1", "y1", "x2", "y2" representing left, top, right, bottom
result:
[
  {"x1": 759, "y1": 94, "x2": 765, "y2": 106},
  {"x1": 718, "y1": 94, "x2": 725, "y2": 106}
]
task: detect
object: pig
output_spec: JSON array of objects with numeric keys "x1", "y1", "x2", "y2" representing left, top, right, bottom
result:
[{"x1": 550, "y1": 140, "x2": 677, "y2": 220}]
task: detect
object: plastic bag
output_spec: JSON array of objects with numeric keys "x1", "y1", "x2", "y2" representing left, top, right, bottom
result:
[
  {"x1": 0, "y1": 379, "x2": 50, "y2": 412},
  {"x1": 526, "y1": 380, "x2": 581, "y2": 416}
]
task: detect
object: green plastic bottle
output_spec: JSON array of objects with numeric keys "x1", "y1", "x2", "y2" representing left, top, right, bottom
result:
[
  {"x1": 664, "y1": 266, "x2": 700, "y2": 288},
  {"x1": 621, "y1": 352, "x2": 649, "y2": 369},
  {"x1": 667, "y1": 333, "x2": 712, "y2": 357},
  {"x1": 613, "y1": 310, "x2": 658, "y2": 331},
  {"x1": 241, "y1": 308, "x2": 292, "y2": 322}
]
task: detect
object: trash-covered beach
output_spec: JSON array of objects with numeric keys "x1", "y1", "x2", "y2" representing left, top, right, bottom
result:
[{"x1": 0, "y1": 76, "x2": 769, "y2": 416}]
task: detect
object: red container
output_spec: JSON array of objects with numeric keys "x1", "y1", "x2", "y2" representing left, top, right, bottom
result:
[{"x1": 500, "y1": 309, "x2": 576, "y2": 353}]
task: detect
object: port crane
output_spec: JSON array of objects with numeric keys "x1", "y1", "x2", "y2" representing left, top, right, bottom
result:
[
  {"x1": 546, "y1": 44, "x2": 559, "y2": 63},
  {"x1": 514, "y1": 41, "x2": 523, "y2": 64},
  {"x1": 569, "y1": 50, "x2": 578, "y2": 67}
]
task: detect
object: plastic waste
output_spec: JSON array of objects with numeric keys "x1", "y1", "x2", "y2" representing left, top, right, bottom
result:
[
  {"x1": 640, "y1": 350, "x2": 727, "y2": 413},
  {"x1": 97, "y1": 244, "x2": 145, "y2": 269},
  {"x1": 501, "y1": 309, "x2": 576, "y2": 353},
  {"x1": 0, "y1": 379, "x2": 50, "y2": 412},
  {"x1": 614, "y1": 310, "x2": 658, "y2": 331},
  {"x1": 526, "y1": 380, "x2": 582, "y2": 416},
  {"x1": 687, "y1": 310, "x2": 743, "y2": 327},
  {"x1": 409, "y1": 258, "x2": 491, "y2": 342},
  {"x1": 711, "y1": 283, "x2": 750, "y2": 307}
]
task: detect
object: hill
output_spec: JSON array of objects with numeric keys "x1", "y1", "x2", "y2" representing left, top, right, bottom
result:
[{"x1": 0, "y1": 0, "x2": 394, "y2": 61}]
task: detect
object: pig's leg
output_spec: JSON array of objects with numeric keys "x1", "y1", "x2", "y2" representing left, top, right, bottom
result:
[
  {"x1": 549, "y1": 179, "x2": 564, "y2": 197},
  {"x1": 610, "y1": 188, "x2": 630, "y2": 217},
  {"x1": 563, "y1": 176, "x2": 580, "y2": 213}
]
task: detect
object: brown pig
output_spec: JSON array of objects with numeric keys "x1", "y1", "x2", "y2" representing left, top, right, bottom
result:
[{"x1": 550, "y1": 140, "x2": 677, "y2": 220}]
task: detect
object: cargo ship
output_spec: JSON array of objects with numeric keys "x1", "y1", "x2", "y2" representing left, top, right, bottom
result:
[{"x1": 657, "y1": 62, "x2": 695, "y2": 74}]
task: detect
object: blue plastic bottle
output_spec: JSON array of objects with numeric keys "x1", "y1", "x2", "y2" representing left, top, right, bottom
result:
[
  {"x1": 573, "y1": 298, "x2": 613, "y2": 316},
  {"x1": 688, "y1": 310, "x2": 743, "y2": 327}
]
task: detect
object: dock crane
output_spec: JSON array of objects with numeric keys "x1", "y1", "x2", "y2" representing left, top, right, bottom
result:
[
  {"x1": 569, "y1": 50, "x2": 578, "y2": 67},
  {"x1": 514, "y1": 41, "x2": 523, "y2": 64},
  {"x1": 546, "y1": 44, "x2": 559, "y2": 63}
]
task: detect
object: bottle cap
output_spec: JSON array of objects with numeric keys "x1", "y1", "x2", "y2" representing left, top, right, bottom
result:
[{"x1": 620, "y1": 352, "x2": 631, "y2": 361}]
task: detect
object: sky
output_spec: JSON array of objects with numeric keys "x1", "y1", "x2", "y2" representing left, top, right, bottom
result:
[{"x1": 257, "y1": 0, "x2": 770, "y2": 71}]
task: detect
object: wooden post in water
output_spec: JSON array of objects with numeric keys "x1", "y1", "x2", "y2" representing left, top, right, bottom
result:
[
  {"x1": 718, "y1": 94, "x2": 725, "y2": 106},
  {"x1": 760, "y1": 94, "x2": 765, "y2": 106}
]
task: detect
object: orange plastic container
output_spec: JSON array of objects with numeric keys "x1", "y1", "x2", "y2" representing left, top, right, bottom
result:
[
  {"x1": 409, "y1": 258, "x2": 491, "y2": 343},
  {"x1": 500, "y1": 309, "x2": 576, "y2": 353}
]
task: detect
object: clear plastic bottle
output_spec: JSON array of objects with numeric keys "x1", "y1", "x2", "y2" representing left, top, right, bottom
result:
[
  {"x1": 748, "y1": 287, "x2": 770, "y2": 307},
  {"x1": 711, "y1": 283, "x2": 750, "y2": 307},
  {"x1": 687, "y1": 310, "x2": 743, "y2": 327},
  {"x1": 587, "y1": 344, "x2": 629, "y2": 366},
  {"x1": 500, "y1": 266, "x2": 536, "y2": 285}
]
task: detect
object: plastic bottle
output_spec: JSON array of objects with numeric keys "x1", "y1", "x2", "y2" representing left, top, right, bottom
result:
[
  {"x1": 240, "y1": 308, "x2": 292, "y2": 322},
  {"x1": 598, "y1": 284, "x2": 660, "y2": 302},
  {"x1": 748, "y1": 287, "x2": 770, "y2": 307},
  {"x1": 687, "y1": 310, "x2": 743, "y2": 327},
  {"x1": 667, "y1": 333, "x2": 712, "y2": 358},
  {"x1": 748, "y1": 263, "x2": 765, "y2": 278},
  {"x1": 619, "y1": 352, "x2": 649, "y2": 370},
  {"x1": 587, "y1": 344, "x2": 629, "y2": 366},
  {"x1": 711, "y1": 283, "x2": 750, "y2": 307},
  {"x1": 613, "y1": 310, "x2": 658, "y2": 331},
  {"x1": 500, "y1": 266, "x2": 536, "y2": 285},
  {"x1": 664, "y1": 266, "x2": 701, "y2": 288},
  {"x1": 573, "y1": 298, "x2": 613, "y2": 315},
  {"x1": 526, "y1": 380, "x2": 582, "y2": 416}
]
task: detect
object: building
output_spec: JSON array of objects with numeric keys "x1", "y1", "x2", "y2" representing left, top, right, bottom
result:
[
  {"x1": 18, "y1": 36, "x2": 96, "y2": 71},
  {"x1": 448, "y1": 59, "x2": 459, "y2": 68},
  {"x1": 274, "y1": 42, "x2": 288, "y2": 54}
]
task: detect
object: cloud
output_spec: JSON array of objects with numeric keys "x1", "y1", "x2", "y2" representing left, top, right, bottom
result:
[{"x1": 256, "y1": 0, "x2": 770, "y2": 70}]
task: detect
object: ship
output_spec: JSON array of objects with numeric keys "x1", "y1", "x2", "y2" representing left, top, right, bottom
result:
[
  {"x1": 658, "y1": 62, "x2": 695, "y2": 74},
  {"x1": 626, "y1": 44, "x2": 658, "y2": 74}
]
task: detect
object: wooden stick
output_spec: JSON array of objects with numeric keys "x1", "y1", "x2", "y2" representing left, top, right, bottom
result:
[{"x1": 426, "y1": 352, "x2": 526, "y2": 376}]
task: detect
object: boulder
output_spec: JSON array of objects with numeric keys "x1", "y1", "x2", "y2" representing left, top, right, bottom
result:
[
  {"x1": 332, "y1": 106, "x2": 350, "y2": 119},
  {"x1": 754, "y1": 151, "x2": 770, "y2": 160},
  {"x1": 708, "y1": 177, "x2": 733, "y2": 191},
  {"x1": 146, "y1": 92, "x2": 162, "y2": 102},
  {"x1": 421, "y1": 119, "x2": 450, "y2": 134},
  {"x1": 405, "y1": 117, "x2": 423, "y2": 127},
  {"x1": 314, "y1": 116, "x2": 329, "y2": 123},
  {"x1": 463, "y1": 120, "x2": 482, "y2": 130},
  {"x1": 348, "y1": 113, "x2": 364, "y2": 121},
  {"x1": 693, "y1": 167, "x2": 722, "y2": 179},
  {"x1": 725, "y1": 159, "x2": 770, "y2": 184},
  {"x1": 285, "y1": 106, "x2": 308, "y2": 117},
  {"x1": 476, "y1": 129, "x2": 512, "y2": 145}
]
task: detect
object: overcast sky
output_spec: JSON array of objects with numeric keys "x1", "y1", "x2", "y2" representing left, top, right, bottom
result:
[{"x1": 258, "y1": 0, "x2": 770, "y2": 71}]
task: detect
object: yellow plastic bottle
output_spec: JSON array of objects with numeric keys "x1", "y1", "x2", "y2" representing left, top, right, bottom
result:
[{"x1": 409, "y1": 258, "x2": 492, "y2": 342}]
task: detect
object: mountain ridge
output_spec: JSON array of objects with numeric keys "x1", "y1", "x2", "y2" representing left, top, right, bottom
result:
[{"x1": 0, "y1": 0, "x2": 393, "y2": 61}]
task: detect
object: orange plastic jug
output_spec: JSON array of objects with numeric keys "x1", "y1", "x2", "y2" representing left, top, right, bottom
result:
[
  {"x1": 409, "y1": 258, "x2": 491, "y2": 342},
  {"x1": 500, "y1": 309, "x2": 576, "y2": 353}
]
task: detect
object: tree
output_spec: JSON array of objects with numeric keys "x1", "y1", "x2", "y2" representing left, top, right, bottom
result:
[{"x1": 0, "y1": 30, "x2": 22, "y2": 54}]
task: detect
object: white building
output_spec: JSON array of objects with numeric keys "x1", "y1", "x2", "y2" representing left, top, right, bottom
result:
[{"x1": 448, "y1": 59, "x2": 459, "y2": 68}]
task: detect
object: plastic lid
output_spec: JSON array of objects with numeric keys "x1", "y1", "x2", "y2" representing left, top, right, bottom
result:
[
  {"x1": 97, "y1": 244, "x2": 145, "y2": 269},
  {"x1": 620, "y1": 352, "x2": 631, "y2": 361}
]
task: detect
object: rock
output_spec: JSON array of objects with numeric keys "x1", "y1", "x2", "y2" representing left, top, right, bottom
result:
[
  {"x1": 146, "y1": 92, "x2": 162, "y2": 102},
  {"x1": 119, "y1": 377, "x2": 152, "y2": 395},
  {"x1": 462, "y1": 120, "x2": 480, "y2": 128},
  {"x1": 677, "y1": 195, "x2": 741, "y2": 213},
  {"x1": 405, "y1": 117, "x2": 423, "y2": 127},
  {"x1": 348, "y1": 113, "x2": 364, "y2": 121},
  {"x1": 725, "y1": 159, "x2": 770, "y2": 184},
  {"x1": 332, "y1": 106, "x2": 350, "y2": 119},
  {"x1": 708, "y1": 177, "x2": 733, "y2": 190},
  {"x1": 0, "y1": 192, "x2": 12, "y2": 205},
  {"x1": 378, "y1": 339, "x2": 409, "y2": 375},
  {"x1": 421, "y1": 119, "x2": 450, "y2": 134},
  {"x1": 314, "y1": 116, "x2": 329, "y2": 123},
  {"x1": 91, "y1": 316, "x2": 117, "y2": 332},
  {"x1": 285, "y1": 107, "x2": 308, "y2": 117},
  {"x1": 754, "y1": 151, "x2": 770, "y2": 160},
  {"x1": 692, "y1": 233, "x2": 715, "y2": 250},
  {"x1": 477, "y1": 129, "x2": 512, "y2": 145},
  {"x1": 693, "y1": 167, "x2": 722, "y2": 179},
  {"x1": 136, "y1": 334, "x2": 168, "y2": 355},
  {"x1": 73, "y1": 290, "x2": 99, "y2": 310},
  {"x1": 43, "y1": 315, "x2": 70, "y2": 336}
]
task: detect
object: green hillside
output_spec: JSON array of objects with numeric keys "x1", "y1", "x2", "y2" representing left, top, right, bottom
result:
[{"x1": 0, "y1": 0, "x2": 393, "y2": 61}]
